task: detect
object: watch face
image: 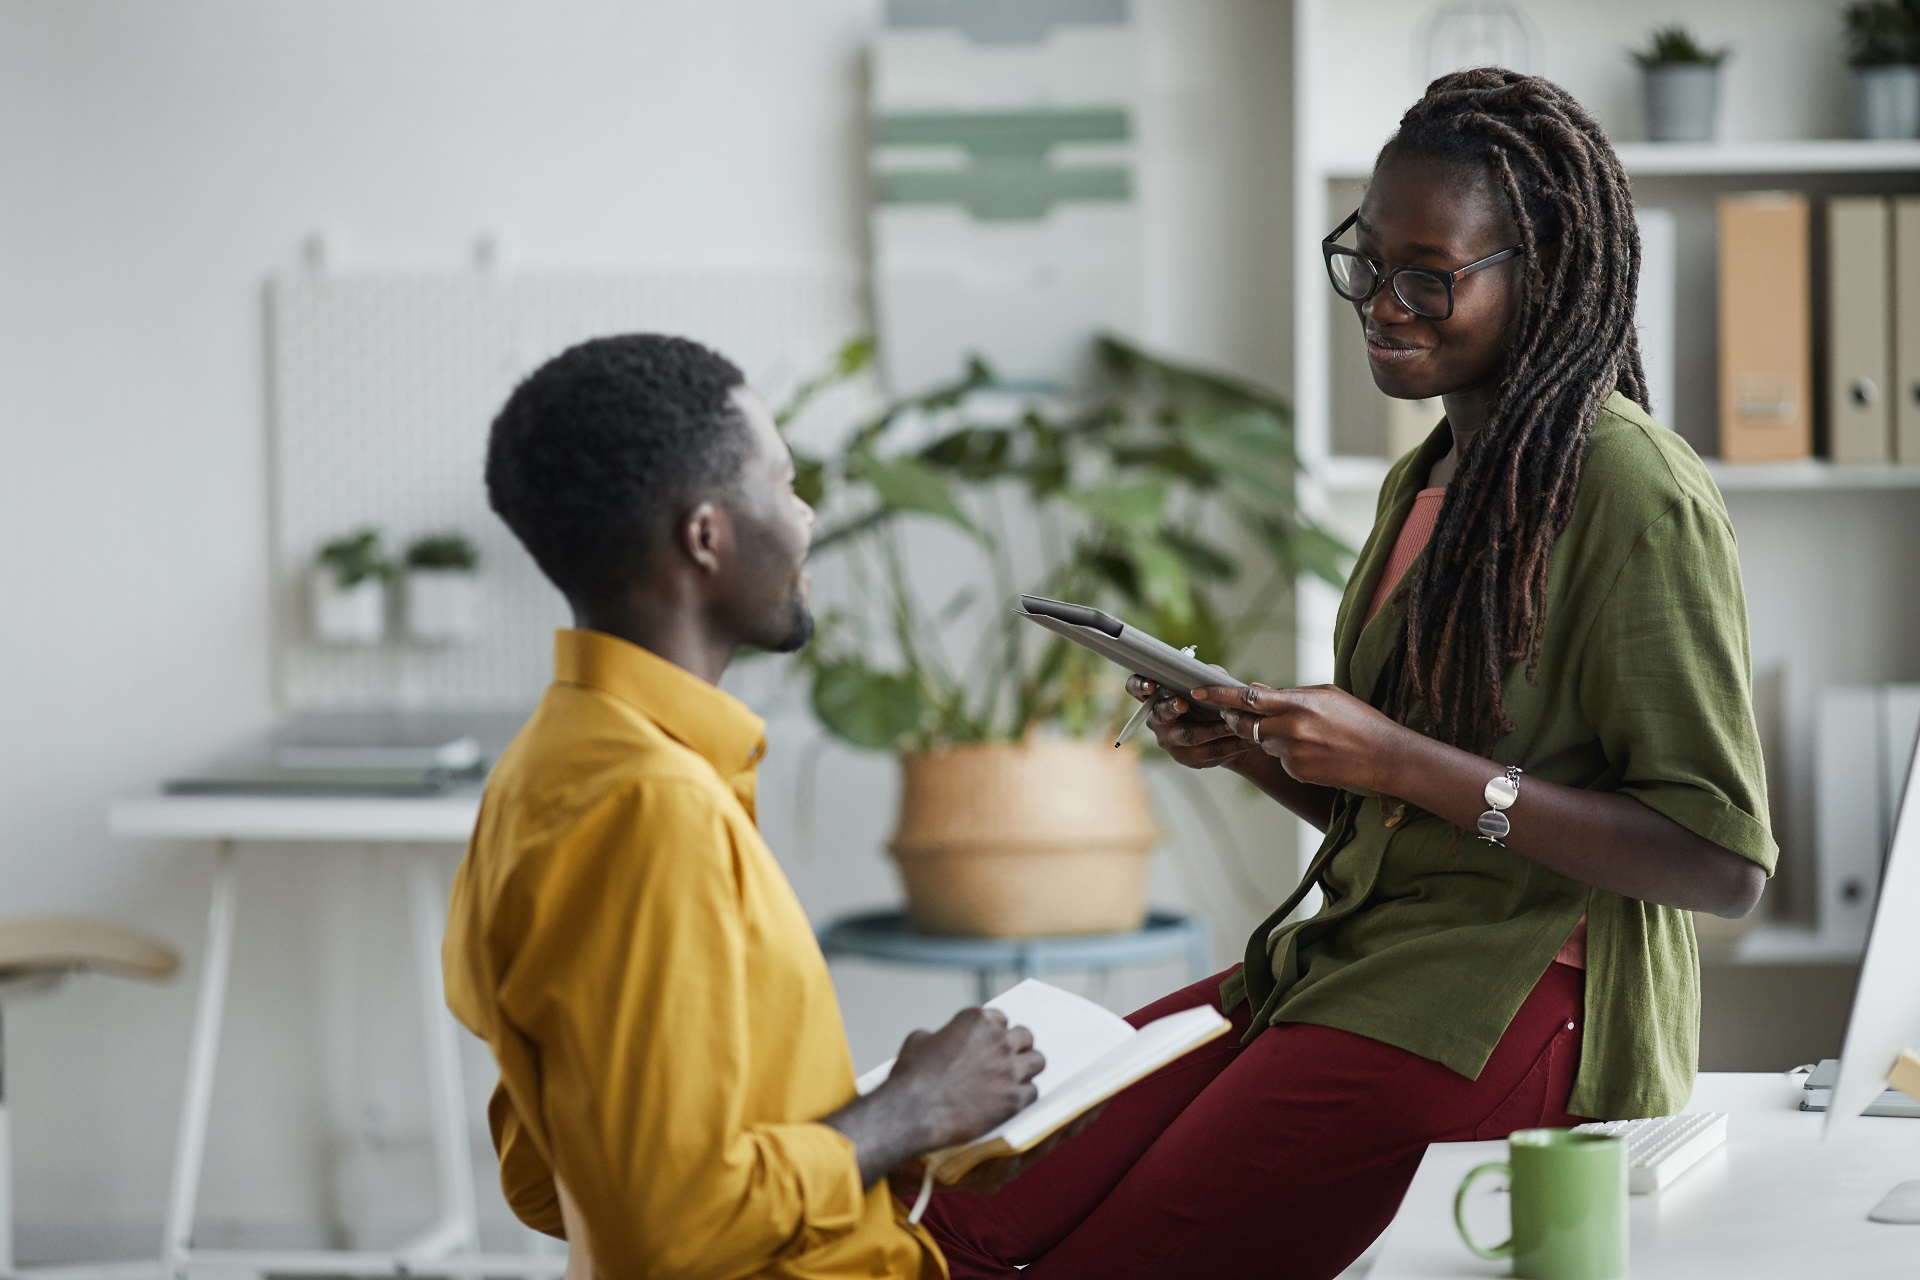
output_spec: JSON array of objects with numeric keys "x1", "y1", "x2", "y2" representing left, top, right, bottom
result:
[
  {"x1": 1484, "y1": 775, "x2": 1519, "y2": 810},
  {"x1": 1476, "y1": 810, "x2": 1512, "y2": 841}
]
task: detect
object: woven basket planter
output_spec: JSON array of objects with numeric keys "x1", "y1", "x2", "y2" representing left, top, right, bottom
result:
[{"x1": 889, "y1": 739, "x2": 1159, "y2": 937}]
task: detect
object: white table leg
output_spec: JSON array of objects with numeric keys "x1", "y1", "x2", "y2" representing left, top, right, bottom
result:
[
  {"x1": 398, "y1": 852, "x2": 478, "y2": 1263},
  {"x1": 1, "y1": 1006, "x2": 14, "y2": 1276},
  {"x1": 162, "y1": 840, "x2": 239, "y2": 1279}
]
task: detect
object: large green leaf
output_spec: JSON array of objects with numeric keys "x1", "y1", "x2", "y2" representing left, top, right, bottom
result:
[
  {"x1": 1064, "y1": 480, "x2": 1170, "y2": 529},
  {"x1": 1125, "y1": 530, "x2": 1192, "y2": 621},
  {"x1": 1242, "y1": 512, "x2": 1354, "y2": 588},
  {"x1": 918, "y1": 427, "x2": 1015, "y2": 480},
  {"x1": 1149, "y1": 592, "x2": 1231, "y2": 673},
  {"x1": 1178, "y1": 408, "x2": 1299, "y2": 507},
  {"x1": 793, "y1": 453, "x2": 827, "y2": 508},
  {"x1": 1021, "y1": 413, "x2": 1070, "y2": 495},
  {"x1": 1095, "y1": 333, "x2": 1294, "y2": 418},
  {"x1": 809, "y1": 659, "x2": 925, "y2": 750},
  {"x1": 1157, "y1": 527, "x2": 1237, "y2": 581},
  {"x1": 1107, "y1": 442, "x2": 1215, "y2": 485},
  {"x1": 1291, "y1": 522, "x2": 1356, "y2": 587},
  {"x1": 851, "y1": 448, "x2": 977, "y2": 534},
  {"x1": 1081, "y1": 547, "x2": 1142, "y2": 605}
]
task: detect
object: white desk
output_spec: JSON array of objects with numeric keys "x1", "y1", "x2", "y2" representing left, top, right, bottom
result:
[
  {"x1": 1370, "y1": 1072, "x2": 1920, "y2": 1278},
  {"x1": 97, "y1": 793, "x2": 561, "y2": 1280}
]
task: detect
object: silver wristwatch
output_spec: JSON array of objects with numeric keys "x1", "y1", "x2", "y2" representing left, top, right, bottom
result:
[{"x1": 1476, "y1": 766, "x2": 1523, "y2": 845}]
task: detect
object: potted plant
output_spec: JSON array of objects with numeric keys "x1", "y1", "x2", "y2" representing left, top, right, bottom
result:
[
  {"x1": 1845, "y1": 1, "x2": 1920, "y2": 139},
  {"x1": 1632, "y1": 24, "x2": 1729, "y2": 143},
  {"x1": 404, "y1": 532, "x2": 481, "y2": 645},
  {"x1": 313, "y1": 527, "x2": 393, "y2": 645},
  {"x1": 781, "y1": 337, "x2": 1349, "y2": 937}
]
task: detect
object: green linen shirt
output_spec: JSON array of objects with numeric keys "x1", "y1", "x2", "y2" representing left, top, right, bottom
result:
[{"x1": 1222, "y1": 392, "x2": 1776, "y2": 1120}]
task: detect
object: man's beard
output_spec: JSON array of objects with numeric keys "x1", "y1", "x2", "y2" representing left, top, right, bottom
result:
[{"x1": 766, "y1": 594, "x2": 815, "y2": 654}]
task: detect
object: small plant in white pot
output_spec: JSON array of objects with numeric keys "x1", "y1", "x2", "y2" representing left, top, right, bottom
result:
[
  {"x1": 1845, "y1": 1, "x2": 1920, "y2": 139},
  {"x1": 403, "y1": 532, "x2": 481, "y2": 645},
  {"x1": 312, "y1": 528, "x2": 393, "y2": 645},
  {"x1": 1632, "y1": 25, "x2": 1729, "y2": 143}
]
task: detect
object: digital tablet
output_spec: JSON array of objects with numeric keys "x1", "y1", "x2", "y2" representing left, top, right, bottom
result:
[{"x1": 1014, "y1": 594, "x2": 1246, "y2": 719}]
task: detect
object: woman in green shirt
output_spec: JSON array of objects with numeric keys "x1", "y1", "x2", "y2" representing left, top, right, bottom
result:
[{"x1": 925, "y1": 68, "x2": 1774, "y2": 1280}]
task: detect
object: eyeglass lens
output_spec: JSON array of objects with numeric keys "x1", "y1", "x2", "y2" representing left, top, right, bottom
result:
[{"x1": 1328, "y1": 251, "x2": 1452, "y2": 319}]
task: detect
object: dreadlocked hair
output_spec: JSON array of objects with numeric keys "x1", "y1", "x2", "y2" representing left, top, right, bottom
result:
[{"x1": 1373, "y1": 67, "x2": 1648, "y2": 752}]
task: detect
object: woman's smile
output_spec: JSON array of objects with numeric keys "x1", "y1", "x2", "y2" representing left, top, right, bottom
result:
[{"x1": 1365, "y1": 328, "x2": 1427, "y2": 366}]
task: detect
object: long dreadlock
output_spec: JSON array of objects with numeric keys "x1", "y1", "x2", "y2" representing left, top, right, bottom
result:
[{"x1": 1374, "y1": 68, "x2": 1649, "y2": 751}]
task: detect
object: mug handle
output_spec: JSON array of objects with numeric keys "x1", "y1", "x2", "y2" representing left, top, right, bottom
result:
[{"x1": 1454, "y1": 1161, "x2": 1515, "y2": 1260}]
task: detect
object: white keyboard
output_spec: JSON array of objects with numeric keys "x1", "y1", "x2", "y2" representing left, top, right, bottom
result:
[{"x1": 1572, "y1": 1112, "x2": 1727, "y2": 1193}]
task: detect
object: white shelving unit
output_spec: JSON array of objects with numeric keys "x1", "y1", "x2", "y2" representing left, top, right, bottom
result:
[
  {"x1": 1323, "y1": 141, "x2": 1920, "y2": 183},
  {"x1": 1290, "y1": 0, "x2": 1920, "y2": 966}
]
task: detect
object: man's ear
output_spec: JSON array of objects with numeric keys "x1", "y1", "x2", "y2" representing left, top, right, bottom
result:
[{"x1": 678, "y1": 500, "x2": 730, "y2": 577}]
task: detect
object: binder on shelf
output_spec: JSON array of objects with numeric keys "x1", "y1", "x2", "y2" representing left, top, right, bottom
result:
[
  {"x1": 1825, "y1": 197, "x2": 1894, "y2": 464},
  {"x1": 1718, "y1": 193, "x2": 1812, "y2": 462},
  {"x1": 1816, "y1": 685, "x2": 1920, "y2": 951},
  {"x1": 1894, "y1": 197, "x2": 1920, "y2": 462},
  {"x1": 1817, "y1": 688, "x2": 1886, "y2": 950}
]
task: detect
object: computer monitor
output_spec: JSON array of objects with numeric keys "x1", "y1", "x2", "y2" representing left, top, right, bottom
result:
[{"x1": 1825, "y1": 722, "x2": 1920, "y2": 1138}]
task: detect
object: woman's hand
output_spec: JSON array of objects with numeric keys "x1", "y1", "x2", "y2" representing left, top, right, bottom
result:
[
  {"x1": 1188, "y1": 683, "x2": 1412, "y2": 795},
  {"x1": 1124, "y1": 676, "x2": 1261, "y2": 771}
]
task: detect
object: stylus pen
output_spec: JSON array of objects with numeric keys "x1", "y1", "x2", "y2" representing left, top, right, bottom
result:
[{"x1": 1114, "y1": 697, "x2": 1156, "y2": 748}]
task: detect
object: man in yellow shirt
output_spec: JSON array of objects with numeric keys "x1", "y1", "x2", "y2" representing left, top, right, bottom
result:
[{"x1": 444, "y1": 335, "x2": 1045, "y2": 1278}]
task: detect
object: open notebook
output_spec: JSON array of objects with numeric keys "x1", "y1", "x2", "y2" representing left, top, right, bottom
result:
[{"x1": 856, "y1": 979, "x2": 1230, "y2": 1186}]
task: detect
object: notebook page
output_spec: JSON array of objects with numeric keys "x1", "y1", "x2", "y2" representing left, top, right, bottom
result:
[
  {"x1": 854, "y1": 978, "x2": 1134, "y2": 1097},
  {"x1": 996, "y1": 1005, "x2": 1229, "y2": 1151}
]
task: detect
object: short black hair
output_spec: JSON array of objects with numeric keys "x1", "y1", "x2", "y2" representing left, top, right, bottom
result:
[{"x1": 486, "y1": 333, "x2": 752, "y2": 607}]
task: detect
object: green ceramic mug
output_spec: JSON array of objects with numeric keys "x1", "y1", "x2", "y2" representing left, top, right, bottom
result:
[{"x1": 1454, "y1": 1129, "x2": 1628, "y2": 1280}]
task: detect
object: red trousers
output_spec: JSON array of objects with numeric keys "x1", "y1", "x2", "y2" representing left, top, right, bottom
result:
[{"x1": 923, "y1": 962, "x2": 1587, "y2": 1280}]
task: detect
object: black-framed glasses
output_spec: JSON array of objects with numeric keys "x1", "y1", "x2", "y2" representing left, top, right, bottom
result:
[{"x1": 1322, "y1": 209, "x2": 1523, "y2": 321}]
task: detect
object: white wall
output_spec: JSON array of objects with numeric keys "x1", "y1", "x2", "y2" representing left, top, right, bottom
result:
[{"x1": 0, "y1": 0, "x2": 1295, "y2": 1256}]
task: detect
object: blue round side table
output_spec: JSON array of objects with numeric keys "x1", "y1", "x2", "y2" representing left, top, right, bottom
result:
[{"x1": 816, "y1": 909, "x2": 1212, "y2": 1004}]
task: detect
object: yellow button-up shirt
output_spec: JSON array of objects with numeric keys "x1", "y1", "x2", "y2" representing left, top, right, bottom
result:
[{"x1": 444, "y1": 629, "x2": 942, "y2": 1279}]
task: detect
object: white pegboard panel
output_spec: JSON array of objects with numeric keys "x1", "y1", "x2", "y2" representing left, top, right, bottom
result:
[{"x1": 269, "y1": 266, "x2": 866, "y2": 711}]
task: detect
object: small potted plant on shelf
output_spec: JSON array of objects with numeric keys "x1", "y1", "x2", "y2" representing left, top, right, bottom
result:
[
  {"x1": 403, "y1": 532, "x2": 481, "y2": 645},
  {"x1": 1845, "y1": 1, "x2": 1920, "y2": 139},
  {"x1": 780, "y1": 337, "x2": 1350, "y2": 938},
  {"x1": 313, "y1": 527, "x2": 393, "y2": 645},
  {"x1": 1632, "y1": 24, "x2": 1730, "y2": 143}
]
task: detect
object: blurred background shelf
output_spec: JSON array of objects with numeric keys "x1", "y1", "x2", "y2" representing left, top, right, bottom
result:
[
  {"x1": 1705, "y1": 460, "x2": 1920, "y2": 490},
  {"x1": 1326, "y1": 140, "x2": 1920, "y2": 182},
  {"x1": 1700, "y1": 920, "x2": 1868, "y2": 966}
]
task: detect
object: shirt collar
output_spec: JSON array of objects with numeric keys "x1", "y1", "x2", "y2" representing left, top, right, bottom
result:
[{"x1": 552, "y1": 629, "x2": 767, "y2": 778}]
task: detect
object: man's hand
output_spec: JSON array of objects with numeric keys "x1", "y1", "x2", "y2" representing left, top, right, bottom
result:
[
  {"x1": 824, "y1": 1007, "x2": 1045, "y2": 1187},
  {"x1": 1124, "y1": 676, "x2": 1261, "y2": 771},
  {"x1": 890, "y1": 1007, "x2": 1046, "y2": 1149},
  {"x1": 885, "y1": 1104, "x2": 1106, "y2": 1202}
]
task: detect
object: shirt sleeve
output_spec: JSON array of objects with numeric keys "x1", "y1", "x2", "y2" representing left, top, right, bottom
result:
[
  {"x1": 1576, "y1": 494, "x2": 1778, "y2": 871},
  {"x1": 493, "y1": 780, "x2": 868, "y2": 1280},
  {"x1": 487, "y1": 1079, "x2": 564, "y2": 1238}
]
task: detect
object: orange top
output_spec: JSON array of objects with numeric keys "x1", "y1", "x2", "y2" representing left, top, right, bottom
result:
[
  {"x1": 1364, "y1": 488, "x2": 1445, "y2": 625},
  {"x1": 1363, "y1": 488, "x2": 1587, "y2": 970}
]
